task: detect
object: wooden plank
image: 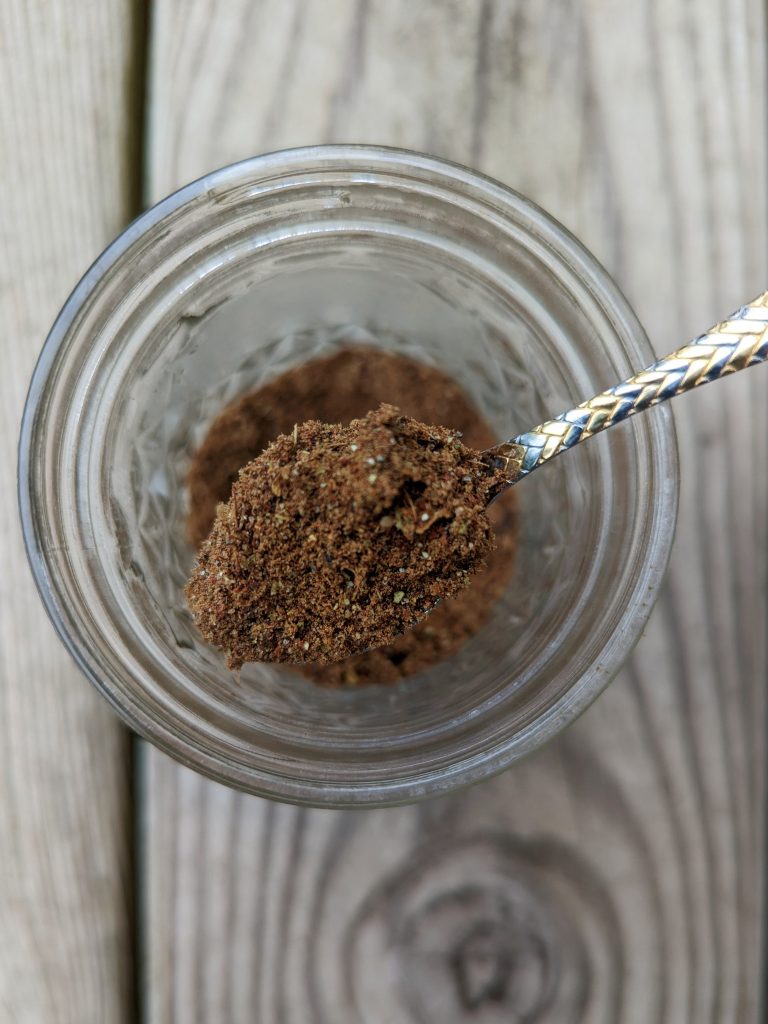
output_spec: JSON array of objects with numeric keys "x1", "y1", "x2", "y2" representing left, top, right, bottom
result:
[
  {"x1": 0, "y1": 2, "x2": 138, "y2": 1022},
  {"x1": 143, "y1": 1, "x2": 767, "y2": 1020}
]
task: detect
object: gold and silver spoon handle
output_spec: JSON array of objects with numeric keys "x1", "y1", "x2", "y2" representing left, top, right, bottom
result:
[{"x1": 485, "y1": 292, "x2": 768, "y2": 485}]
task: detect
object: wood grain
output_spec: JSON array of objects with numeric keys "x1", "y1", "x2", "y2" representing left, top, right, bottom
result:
[
  {"x1": 143, "y1": 1, "x2": 767, "y2": 1020},
  {"x1": 0, "y1": 2, "x2": 138, "y2": 1021}
]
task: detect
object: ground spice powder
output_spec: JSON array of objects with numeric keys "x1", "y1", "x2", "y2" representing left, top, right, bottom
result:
[{"x1": 186, "y1": 347, "x2": 518, "y2": 684}]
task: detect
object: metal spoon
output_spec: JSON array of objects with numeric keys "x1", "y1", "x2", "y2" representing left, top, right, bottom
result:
[
  {"x1": 187, "y1": 292, "x2": 768, "y2": 667},
  {"x1": 482, "y1": 292, "x2": 768, "y2": 492}
]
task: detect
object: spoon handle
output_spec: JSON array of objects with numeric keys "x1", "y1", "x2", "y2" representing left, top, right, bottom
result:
[{"x1": 488, "y1": 291, "x2": 768, "y2": 483}]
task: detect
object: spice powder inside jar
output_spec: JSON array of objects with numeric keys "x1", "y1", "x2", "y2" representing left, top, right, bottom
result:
[{"x1": 185, "y1": 347, "x2": 518, "y2": 685}]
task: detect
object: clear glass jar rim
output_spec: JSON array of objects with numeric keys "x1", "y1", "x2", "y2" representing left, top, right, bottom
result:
[{"x1": 19, "y1": 145, "x2": 679, "y2": 806}]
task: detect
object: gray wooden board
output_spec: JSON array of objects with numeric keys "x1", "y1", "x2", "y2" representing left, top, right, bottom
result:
[
  {"x1": 0, "y1": 1, "x2": 138, "y2": 1021},
  {"x1": 143, "y1": 1, "x2": 767, "y2": 1020}
]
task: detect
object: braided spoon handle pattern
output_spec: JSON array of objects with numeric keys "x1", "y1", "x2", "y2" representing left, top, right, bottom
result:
[{"x1": 485, "y1": 291, "x2": 768, "y2": 486}]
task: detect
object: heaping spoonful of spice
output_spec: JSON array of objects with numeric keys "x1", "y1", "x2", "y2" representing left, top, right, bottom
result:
[{"x1": 186, "y1": 292, "x2": 768, "y2": 668}]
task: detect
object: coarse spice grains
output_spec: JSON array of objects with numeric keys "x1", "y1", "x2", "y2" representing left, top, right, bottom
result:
[
  {"x1": 186, "y1": 405, "x2": 507, "y2": 665},
  {"x1": 185, "y1": 347, "x2": 518, "y2": 684}
]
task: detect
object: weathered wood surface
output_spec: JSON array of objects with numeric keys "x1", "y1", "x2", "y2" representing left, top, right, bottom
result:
[
  {"x1": 0, "y1": 2, "x2": 138, "y2": 1022},
  {"x1": 143, "y1": 1, "x2": 767, "y2": 1021}
]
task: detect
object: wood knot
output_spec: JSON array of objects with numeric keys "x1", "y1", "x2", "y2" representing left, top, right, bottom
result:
[
  {"x1": 342, "y1": 834, "x2": 620, "y2": 1022},
  {"x1": 402, "y1": 883, "x2": 555, "y2": 1020},
  {"x1": 452, "y1": 920, "x2": 512, "y2": 1008},
  {"x1": 450, "y1": 912, "x2": 550, "y2": 1015}
]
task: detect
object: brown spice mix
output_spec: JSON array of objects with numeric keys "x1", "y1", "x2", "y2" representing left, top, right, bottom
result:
[
  {"x1": 186, "y1": 348, "x2": 518, "y2": 684},
  {"x1": 186, "y1": 405, "x2": 507, "y2": 666}
]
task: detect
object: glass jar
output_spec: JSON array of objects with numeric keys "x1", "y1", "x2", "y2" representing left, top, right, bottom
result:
[{"x1": 19, "y1": 146, "x2": 678, "y2": 806}]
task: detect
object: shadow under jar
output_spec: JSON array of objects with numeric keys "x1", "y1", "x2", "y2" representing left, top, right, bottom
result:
[{"x1": 19, "y1": 146, "x2": 679, "y2": 807}]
